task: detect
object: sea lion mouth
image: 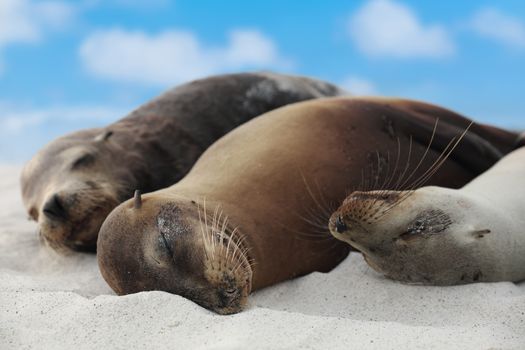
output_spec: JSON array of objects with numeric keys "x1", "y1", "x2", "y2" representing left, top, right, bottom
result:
[
  {"x1": 328, "y1": 212, "x2": 369, "y2": 238},
  {"x1": 42, "y1": 194, "x2": 69, "y2": 221},
  {"x1": 334, "y1": 215, "x2": 347, "y2": 233},
  {"x1": 39, "y1": 191, "x2": 120, "y2": 252},
  {"x1": 196, "y1": 206, "x2": 254, "y2": 313}
]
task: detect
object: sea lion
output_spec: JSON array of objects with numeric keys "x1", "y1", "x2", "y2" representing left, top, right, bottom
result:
[
  {"x1": 515, "y1": 131, "x2": 525, "y2": 149},
  {"x1": 20, "y1": 72, "x2": 346, "y2": 252},
  {"x1": 97, "y1": 97, "x2": 518, "y2": 314},
  {"x1": 329, "y1": 132, "x2": 525, "y2": 285}
]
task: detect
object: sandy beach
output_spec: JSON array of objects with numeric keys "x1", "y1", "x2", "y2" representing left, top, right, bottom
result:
[{"x1": 1, "y1": 165, "x2": 524, "y2": 349}]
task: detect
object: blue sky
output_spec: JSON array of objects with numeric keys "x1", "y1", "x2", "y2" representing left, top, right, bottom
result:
[{"x1": 1, "y1": 0, "x2": 525, "y2": 163}]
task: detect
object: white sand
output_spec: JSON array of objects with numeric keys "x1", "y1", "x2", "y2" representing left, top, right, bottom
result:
[{"x1": 1, "y1": 165, "x2": 524, "y2": 349}]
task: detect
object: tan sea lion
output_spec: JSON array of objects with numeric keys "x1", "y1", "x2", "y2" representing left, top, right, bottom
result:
[
  {"x1": 329, "y1": 138, "x2": 525, "y2": 285},
  {"x1": 97, "y1": 97, "x2": 518, "y2": 314},
  {"x1": 20, "y1": 72, "x2": 347, "y2": 252}
]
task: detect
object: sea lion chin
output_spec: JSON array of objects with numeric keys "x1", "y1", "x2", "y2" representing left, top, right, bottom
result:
[
  {"x1": 97, "y1": 97, "x2": 518, "y2": 314},
  {"x1": 21, "y1": 72, "x2": 347, "y2": 252},
  {"x1": 329, "y1": 144, "x2": 525, "y2": 285}
]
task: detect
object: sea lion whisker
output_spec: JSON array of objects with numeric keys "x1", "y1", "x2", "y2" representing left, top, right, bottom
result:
[
  {"x1": 293, "y1": 209, "x2": 333, "y2": 238},
  {"x1": 224, "y1": 227, "x2": 239, "y2": 263},
  {"x1": 404, "y1": 138, "x2": 457, "y2": 192},
  {"x1": 384, "y1": 137, "x2": 402, "y2": 190},
  {"x1": 216, "y1": 207, "x2": 228, "y2": 257},
  {"x1": 300, "y1": 206, "x2": 333, "y2": 228},
  {"x1": 395, "y1": 118, "x2": 439, "y2": 191},
  {"x1": 197, "y1": 203, "x2": 210, "y2": 261},
  {"x1": 313, "y1": 178, "x2": 337, "y2": 218},
  {"x1": 232, "y1": 246, "x2": 255, "y2": 275},
  {"x1": 305, "y1": 231, "x2": 336, "y2": 240},
  {"x1": 211, "y1": 204, "x2": 221, "y2": 253},
  {"x1": 199, "y1": 199, "x2": 215, "y2": 259},
  {"x1": 405, "y1": 122, "x2": 472, "y2": 192},
  {"x1": 393, "y1": 135, "x2": 414, "y2": 192},
  {"x1": 299, "y1": 171, "x2": 334, "y2": 219},
  {"x1": 301, "y1": 203, "x2": 330, "y2": 225},
  {"x1": 366, "y1": 161, "x2": 390, "y2": 211},
  {"x1": 232, "y1": 249, "x2": 248, "y2": 273},
  {"x1": 200, "y1": 207, "x2": 249, "y2": 271},
  {"x1": 375, "y1": 123, "x2": 473, "y2": 218},
  {"x1": 376, "y1": 150, "x2": 391, "y2": 192},
  {"x1": 375, "y1": 192, "x2": 415, "y2": 219},
  {"x1": 276, "y1": 217, "x2": 332, "y2": 241},
  {"x1": 225, "y1": 228, "x2": 242, "y2": 263},
  {"x1": 226, "y1": 230, "x2": 250, "y2": 267},
  {"x1": 372, "y1": 151, "x2": 382, "y2": 190},
  {"x1": 225, "y1": 227, "x2": 239, "y2": 261}
]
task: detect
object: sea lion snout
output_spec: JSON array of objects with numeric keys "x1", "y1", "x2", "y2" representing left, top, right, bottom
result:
[
  {"x1": 334, "y1": 215, "x2": 347, "y2": 233},
  {"x1": 35, "y1": 181, "x2": 120, "y2": 252},
  {"x1": 42, "y1": 194, "x2": 68, "y2": 221}
]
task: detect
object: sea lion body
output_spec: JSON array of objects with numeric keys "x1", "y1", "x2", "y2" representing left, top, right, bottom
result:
[
  {"x1": 20, "y1": 72, "x2": 346, "y2": 251},
  {"x1": 329, "y1": 136, "x2": 525, "y2": 285},
  {"x1": 97, "y1": 97, "x2": 517, "y2": 314}
]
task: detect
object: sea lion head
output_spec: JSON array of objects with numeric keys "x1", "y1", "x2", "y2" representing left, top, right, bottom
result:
[
  {"x1": 97, "y1": 192, "x2": 253, "y2": 315},
  {"x1": 329, "y1": 187, "x2": 488, "y2": 284},
  {"x1": 21, "y1": 129, "x2": 135, "y2": 252}
]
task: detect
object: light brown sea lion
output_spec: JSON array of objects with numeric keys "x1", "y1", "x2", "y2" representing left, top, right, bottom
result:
[
  {"x1": 20, "y1": 72, "x2": 346, "y2": 252},
  {"x1": 97, "y1": 97, "x2": 518, "y2": 314},
  {"x1": 328, "y1": 139, "x2": 525, "y2": 285}
]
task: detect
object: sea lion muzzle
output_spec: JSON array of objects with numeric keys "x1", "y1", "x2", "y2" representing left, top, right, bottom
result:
[
  {"x1": 335, "y1": 216, "x2": 347, "y2": 233},
  {"x1": 42, "y1": 194, "x2": 68, "y2": 221}
]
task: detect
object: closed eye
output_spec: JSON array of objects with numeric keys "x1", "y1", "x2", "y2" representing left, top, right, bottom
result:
[
  {"x1": 160, "y1": 231, "x2": 174, "y2": 257},
  {"x1": 71, "y1": 154, "x2": 95, "y2": 169}
]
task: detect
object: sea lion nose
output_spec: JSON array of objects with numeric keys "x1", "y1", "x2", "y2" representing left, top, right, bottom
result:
[
  {"x1": 335, "y1": 215, "x2": 347, "y2": 233},
  {"x1": 43, "y1": 194, "x2": 68, "y2": 220}
]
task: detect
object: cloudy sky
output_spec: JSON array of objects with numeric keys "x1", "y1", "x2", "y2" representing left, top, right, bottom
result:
[{"x1": 1, "y1": 0, "x2": 525, "y2": 162}]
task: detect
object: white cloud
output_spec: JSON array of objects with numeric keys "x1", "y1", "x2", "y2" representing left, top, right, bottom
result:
[
  {"x1": 82, "y1": 0, "x2": 169, "y2": 9},
  {"x1": 0, "y1": 104, "x2": 127, "y2": 134},
  {"x1": 348, "y1": 0, "x2": 454, "y2": 58},
  {"x1": 0, "y1": 0, "x2": 74, "y2": 72},
  {"x1": 0, "y1": 0, "x2": 74, "y2": 45},
  {"x1": 341, "y1": 76, "x2": 377, "y2": 95},
  {"x1": 0, "y1": 103, "x2": 130, "y2": 162},
  {"x1": 79, "y1": 28, "x2": 293, "y2": 85},
  {"x1": 469, "y1": 8, "x2": 525, "y2": 48}
]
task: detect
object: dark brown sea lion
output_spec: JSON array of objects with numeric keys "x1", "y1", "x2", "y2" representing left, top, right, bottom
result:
[
  {"x1": 20, "y1": 72, "x2": 346, "y2": 252},
  {"x1": 97, "y1": 97, "x2": 518, "y2": 314}
]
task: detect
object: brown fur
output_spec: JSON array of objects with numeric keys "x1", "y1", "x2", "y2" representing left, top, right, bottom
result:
[
  {"x1": 20, "y1": 72, "x2": 346, "y2": 252},
  {"x1": 97, "y1": 97, "x2": 518, "y2": 314}
]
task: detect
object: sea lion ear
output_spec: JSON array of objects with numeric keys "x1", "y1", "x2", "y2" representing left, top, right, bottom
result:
[
  {"x1": 134, "y1": 190, "x2": 142, "y2": 209},
  {"x1": 94, "y1": 130, "x2": 114, "y2": 142}
]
